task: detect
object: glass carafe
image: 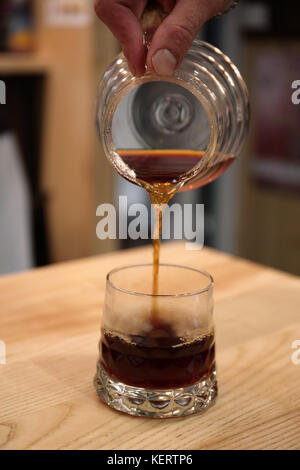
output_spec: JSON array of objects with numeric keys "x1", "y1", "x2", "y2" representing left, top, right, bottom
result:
[{"x1": 96, "y1": 39, "x2": 249, "y2": 192}]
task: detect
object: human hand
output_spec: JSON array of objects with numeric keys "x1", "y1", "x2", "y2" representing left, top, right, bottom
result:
[{"x1": 94, "y1": 0, "x2": 231, "y2": 76}]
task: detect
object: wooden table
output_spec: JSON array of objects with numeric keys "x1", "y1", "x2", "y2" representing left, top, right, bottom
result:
[{"x1": 0, "y1": 242, "x2": 299, "y2": 450}]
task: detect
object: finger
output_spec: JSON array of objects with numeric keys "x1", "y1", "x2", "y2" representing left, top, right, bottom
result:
[
  {"x1": 94, "y1": 0, "x2": 147, "y2": 76},
  {"x1": 147, "y1": 0, "x2": 229, "y2": 75}
]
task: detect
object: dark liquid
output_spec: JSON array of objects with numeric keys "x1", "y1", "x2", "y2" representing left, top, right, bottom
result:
[
  {"x1": 101, "y1": 328, "x2": 215, "y2": 389},
  {"x1": 118, "y1": 149, "x2": 236, "y2": 190}
]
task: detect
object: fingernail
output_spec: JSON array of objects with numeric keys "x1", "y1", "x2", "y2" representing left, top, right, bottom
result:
[{"x1": 152, "y1": 49, "x2": 177, "y2": 75}]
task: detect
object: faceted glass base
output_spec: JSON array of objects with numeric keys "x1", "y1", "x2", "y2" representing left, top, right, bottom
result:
[{"x1": 94, "y1": 362, "x2": 218, "y2": 418}]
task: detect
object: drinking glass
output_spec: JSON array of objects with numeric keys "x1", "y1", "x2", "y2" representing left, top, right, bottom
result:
[{"x1": 94, "y1": 264, "x2": 217, "y2": 418}]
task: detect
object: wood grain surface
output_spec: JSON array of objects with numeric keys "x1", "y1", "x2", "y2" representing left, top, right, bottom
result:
[{"x1": 0, "y1": 242, "x2": 299, "y2": 450}]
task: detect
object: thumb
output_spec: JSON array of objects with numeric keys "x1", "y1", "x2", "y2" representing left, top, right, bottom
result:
[{"x1": 146, "y1": 0, "x2": 219, "y2": 75}]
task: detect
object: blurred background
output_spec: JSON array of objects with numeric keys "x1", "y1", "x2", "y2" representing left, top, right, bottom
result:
[{"x1": 0, "y1": 0, "x2": 299, "y2": 276}]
